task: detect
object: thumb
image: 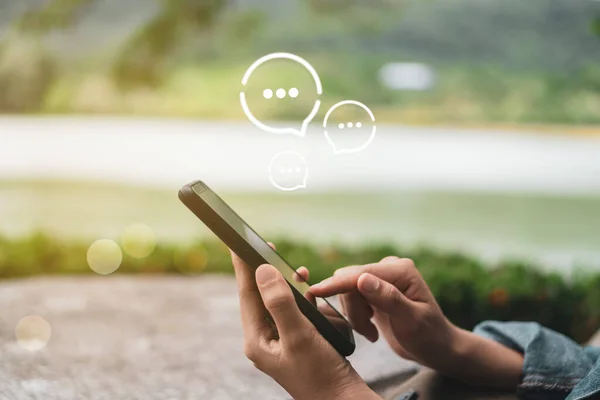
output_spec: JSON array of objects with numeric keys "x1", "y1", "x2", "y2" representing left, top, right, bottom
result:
[
  {"x1": 357, "y1": 273, "x2": 413, "y2": 316},
  {"x1": 255, "y1": 264, "x2": 310, "y2": 341}
]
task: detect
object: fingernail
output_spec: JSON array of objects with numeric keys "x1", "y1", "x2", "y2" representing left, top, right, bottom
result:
[
  {"x1": 256, "y1": 265, "x2": 277, "y2": 285},
  {"x1": 361, "y1": 274, "x2": 379, "y2": 293}
]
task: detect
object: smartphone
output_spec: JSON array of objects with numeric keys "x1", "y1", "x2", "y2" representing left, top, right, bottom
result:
[{"x1": 178, "y1": 180, "x2": 356, "y2": 356}]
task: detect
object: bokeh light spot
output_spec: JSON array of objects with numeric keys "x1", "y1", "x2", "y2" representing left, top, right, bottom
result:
[
  {"x1": 338, "y1": 123, "x2": 344, "y2": 129},
  {"x1": 87, "y1": 239, "x2": 122, "y2": 275},
  {"x1": 174, "y1": 247, "x2": 209, "y2": 275},
  {"x1": 356, "y1": 122, "x2": 362, "y2": 128},
  {"x1": 276, "y1": 88, "x2": 286, "y2": 99},
  {"x1": 121, "y1": 223, "x2": 156, "y2": 259},
  {"x1": 15, "y1": 316, "x2": 52, "y2": 351}
]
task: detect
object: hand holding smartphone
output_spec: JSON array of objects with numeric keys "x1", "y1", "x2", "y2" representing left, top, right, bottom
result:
[{"x1": 178, "y1": 180, "x2": 355, "y2": 356}]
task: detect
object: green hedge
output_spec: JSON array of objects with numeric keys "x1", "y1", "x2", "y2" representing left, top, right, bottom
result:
[{"x1": 0, "y1": 233, "x2": 598, "y2": 343}]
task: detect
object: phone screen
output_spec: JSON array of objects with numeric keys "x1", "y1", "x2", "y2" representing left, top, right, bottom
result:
[{"x1": 191, "y1": 182, "x2": 353, "y2": 342}]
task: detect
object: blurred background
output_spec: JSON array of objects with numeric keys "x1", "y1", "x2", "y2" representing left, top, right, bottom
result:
[{"x1": 0, "y1": 0, "x2": 600, "y2": 397}]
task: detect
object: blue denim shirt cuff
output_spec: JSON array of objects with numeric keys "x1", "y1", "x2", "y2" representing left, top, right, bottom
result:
[{"x1": 473, "y1": 321, "x2": 600, "y2": 400}]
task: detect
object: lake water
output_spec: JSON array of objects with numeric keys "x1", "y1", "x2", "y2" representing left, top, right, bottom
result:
[
  {"x1": 1, "y1": 117, "x2": 600, "y2": 194},
  {"x1": 1, "y1": 117, "x2": 599, "y2": 272}
]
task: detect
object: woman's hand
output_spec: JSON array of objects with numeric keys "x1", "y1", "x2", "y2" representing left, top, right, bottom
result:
[
  {"x1": 230, "y1": 249, "x2": 381, "y2": 400},
  {"x1": 310, "y1": 256, "x2": 524, "y2": 389},
  {"x1": 310, "y1": 256, "x2": 456, "y2": 366}
]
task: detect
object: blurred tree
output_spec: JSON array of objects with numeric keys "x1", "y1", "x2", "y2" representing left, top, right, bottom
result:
[
  {"x1": 7, "y1": 0, "x2": 599, "y2": 92},
  {"x1": 0, "y1": 33, "x2": 56, "y2": 112},
  {"x1": 11, "y1": 0, "x2": 406, "y2": 89},
  {"x1": 13, "y1": 0, "x2": 232, "y2": 88},
  {"x1": 307, "y1": 0, "x2": 408, "y2": 14},
  {"x1": 593, "y1": 16, "x2": 600, "y2": 37},
  {"x1": 16, "y1": 0, "x2": 94, "y2": 34},
  {"x1": 111, "y1": 0, "x2": 228, "y2": 88},
  {"x1": 0, "y1": 0, "x2": 71, "y2": 112}
]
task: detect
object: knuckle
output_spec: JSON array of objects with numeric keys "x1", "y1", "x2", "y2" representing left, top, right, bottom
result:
[
  {"x1": 383, "y1": 282, "x2": 406, "y2": 308},
  {"x1": 387, "y1": 257, "x2": 416, "y2": 271},
  {"x1": 265, "y1": 291, "x2": 293, "y2": 312},
  {"x1": 399, "y1": 258, "x2": 416, "y2": 269},
  {"x1": 252, "y1": 361, "x2": 268, "y2": 374},
  {"x1": 238, "y1": 288, "x2": 259, "y2": 303},
  {"x1": 243, "y1": 342, "x2": 261, "y2": 363},
  {"x1": 334, "y1": 265, "x2": 358, "y2": 276},
  {"x1": 380, "y1": 255, "x2": 401, "y2": 264},
  {"x1": 386, "y1": 283, "x2": 401, "y2": 302}
]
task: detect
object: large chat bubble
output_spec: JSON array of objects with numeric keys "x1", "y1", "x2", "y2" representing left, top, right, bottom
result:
[
  {"x1": 240, "y1": 52, "x2": 322, "y2": 137},
  {"x1": 323, "y1": 100, "x2": 376, "y2": 154},
  {"x1": 268, "y1": 151, "x2": 308, "y2": 191}
]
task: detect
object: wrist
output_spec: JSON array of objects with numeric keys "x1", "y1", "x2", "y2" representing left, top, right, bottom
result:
[
  {"x1": 436, "y1": 325, "x2": 523, "y2": 388},
  {"x1": 427, "y1": 322, "x2": 468, "y2": 374},
  {"x1": 445, "y1": 326, "x2": 475, "y2": 369},
  {"x1": 308, "y1": 377, "x2": 380, "y2": 400},
  {"x1": 326, "y1": 382, "x2": 380, "y2": 400}
]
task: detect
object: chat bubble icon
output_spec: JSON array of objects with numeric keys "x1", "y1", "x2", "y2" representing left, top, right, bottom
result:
[
  {"x1": 240, "y1": 52, "x2": 322, "y2": 137},
  {"x1": 268, "y1": 151, "x2": 308, "y2": 191},
  {"x1": 323, "y1": 100, "x2": 376, "y2": 154}
]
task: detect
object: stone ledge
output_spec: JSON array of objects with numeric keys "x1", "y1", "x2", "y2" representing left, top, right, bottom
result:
[{"x1": 0, "y1": 275, "x2": 416, "y2": 400}]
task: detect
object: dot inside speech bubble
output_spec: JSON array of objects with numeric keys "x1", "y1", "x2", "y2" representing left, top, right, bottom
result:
[
  {"x1": 268, "y1": 151, "x2": 308, "y2": 191},
  {"x1": 240, "y1": 52, "x2": 322, "y2": 137},
  {"x1": 323, "y1": 100, "x2": 376, "y2": 154}
]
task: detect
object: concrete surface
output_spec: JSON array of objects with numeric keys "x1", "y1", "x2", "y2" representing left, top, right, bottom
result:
[{"x1": 0, "y1": 276, "x2": 417, "y2": 400}]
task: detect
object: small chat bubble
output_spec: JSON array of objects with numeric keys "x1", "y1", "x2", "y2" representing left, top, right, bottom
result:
[
  {"x1": 323, "y1": 100, "x2": 376, "y2": 154},
  {"x1": 268, "y1": 151, "x2": 308, "y2": 191},
  {"x1": 240, "y1": 52, "x2": 322, "y2": 137}
]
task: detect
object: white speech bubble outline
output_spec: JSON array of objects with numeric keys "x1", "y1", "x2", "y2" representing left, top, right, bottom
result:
[
  {"x1": 268, "y1": 150, "x2": 309, "y2": 191},
  {"x1": 240, "y1": 52, "x2": 323, "y2": 137},
  {"x1": 323, "y1": 100, "x2": 377, "y2": 155}
]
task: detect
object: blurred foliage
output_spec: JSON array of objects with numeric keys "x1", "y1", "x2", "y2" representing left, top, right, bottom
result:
[
  {"x1": 0, "y1": 33, "x2": 57, "y2": 112},
  {"x1": 12, "y1": 0, "x2": 231, "y2": 88},
  {"x1": 111, "y1": 0, "x2": 229, "y2": 88},
  {"x1": 0, "y1": 0, "x2": 599, "y2": 122},
  {"x1": 44, "y1": 58, "x2": 600, "y2": 124},
  {"x1": 0, "y1": 233, "x2": 598, "y2": 344},
  {"x1": 15, "y1": 0, "x2": 93, "y2": 33},
  {"x1": 307, "y1": 0, "x2": 406, "y2": 17},
  {"x1": 593, "y1": 16, "x2": 600, "y2": 37}
]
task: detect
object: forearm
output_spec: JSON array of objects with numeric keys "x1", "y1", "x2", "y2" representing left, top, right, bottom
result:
[{"x1": 435, "y1": 326, "x2": 524, "y2": 389}]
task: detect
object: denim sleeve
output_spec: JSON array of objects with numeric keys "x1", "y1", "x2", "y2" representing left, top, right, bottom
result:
[{"x1": 474, "y1": 321, "x2": 600, "y2": 400}]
